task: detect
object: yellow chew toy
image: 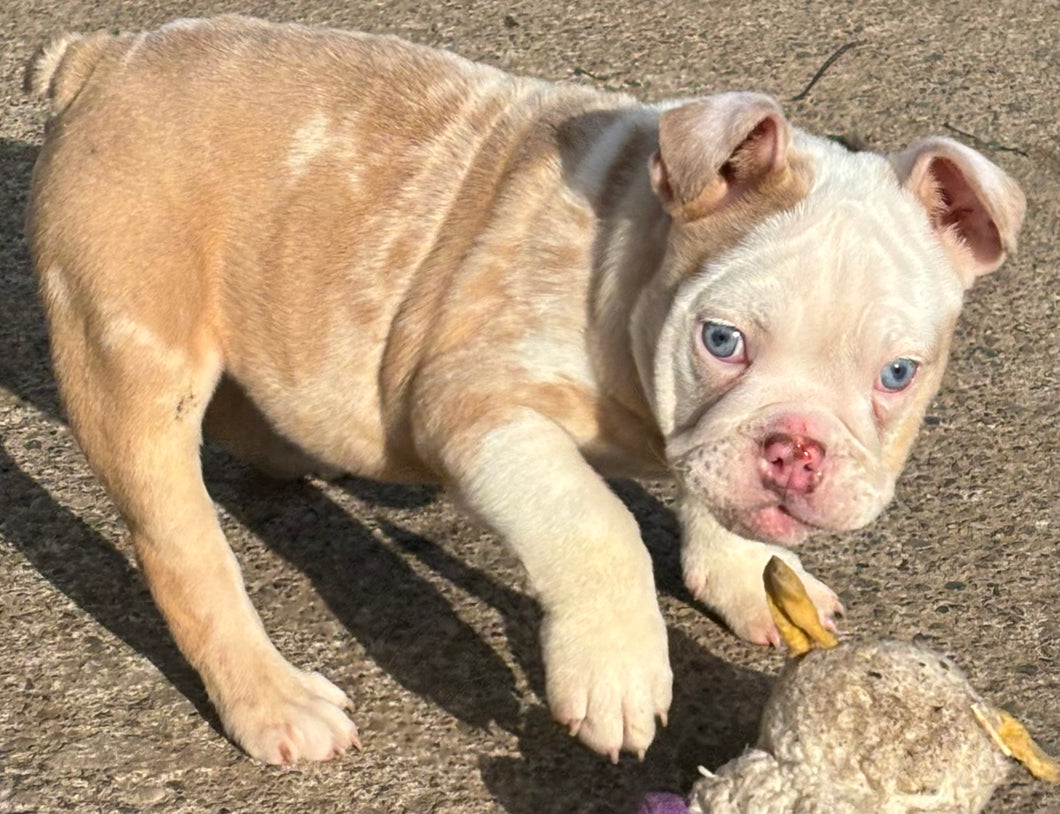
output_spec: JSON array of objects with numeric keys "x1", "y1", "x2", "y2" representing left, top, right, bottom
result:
[{"x1": 762, "y1": 556, "x2": 837, "y2": 655}]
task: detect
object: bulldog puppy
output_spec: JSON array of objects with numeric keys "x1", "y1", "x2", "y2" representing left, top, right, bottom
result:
[{"x1": 25, "y1": 15, "x2": 1025, "y2": 765}]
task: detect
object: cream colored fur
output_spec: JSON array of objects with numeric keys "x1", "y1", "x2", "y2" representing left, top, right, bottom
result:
[{"x1": 25, "y1": 15, "x2": 1025, "y2": 764}]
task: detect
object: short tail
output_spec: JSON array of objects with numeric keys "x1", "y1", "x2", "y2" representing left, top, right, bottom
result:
[
  {"x1": 24, "y1": 31, "x2": 115, "y2": 114},
  {"x1": 23, "y1": 33, "x2": 83, "y2": 99}
]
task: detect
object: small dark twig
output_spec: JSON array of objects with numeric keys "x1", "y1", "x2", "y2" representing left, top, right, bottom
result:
[
  {"x1": 788, "y1": 41, "x2": 865, "y2": 102},
  {"x1": 571, "y1": 66, "x2": 607, "y2": 81},
  {"x1": 942, "y1": 122, "x2": 1029, "y2": 158}
]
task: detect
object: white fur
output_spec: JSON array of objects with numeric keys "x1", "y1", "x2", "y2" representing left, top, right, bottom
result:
[
  {"x1": 286, "y1": 111, "x2": 336, "y2": 177},
  {"x1": 460, "y1": 411, "x2": 671, "y2": 759}
]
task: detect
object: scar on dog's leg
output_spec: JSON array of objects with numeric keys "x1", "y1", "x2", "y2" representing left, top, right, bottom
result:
[{"x1": 53, "y1": 321, "x2": 358, "y2": 764}]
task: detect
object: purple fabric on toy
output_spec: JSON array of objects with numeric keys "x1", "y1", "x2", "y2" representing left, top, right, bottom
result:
[{"x1": 636, "y1": 791, "x2": 689, "y2": 814}]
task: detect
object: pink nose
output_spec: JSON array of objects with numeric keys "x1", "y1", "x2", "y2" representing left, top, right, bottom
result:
[{"x1": 761, "y1": 433, "x2": 826, "y2": 494}]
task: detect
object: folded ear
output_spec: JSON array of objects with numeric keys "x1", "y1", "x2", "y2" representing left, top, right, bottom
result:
[
  {"x1": 649, "y1": 92, "x2": 792, "y2": 222},
  {"x1": 891, "y1": 137, "x2": 1026, "y2": 288}
]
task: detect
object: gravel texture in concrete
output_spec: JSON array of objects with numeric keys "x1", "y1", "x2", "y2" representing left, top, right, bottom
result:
[{"x1": 1, "y1": 1, "x2": 1057, "y2": 812}]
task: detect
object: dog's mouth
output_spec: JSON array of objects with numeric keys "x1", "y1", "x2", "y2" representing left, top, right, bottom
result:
[
  {"x1": 672, "y1": 431, "x2": 888, "y2": 544},
  {"x1": 739, "y1": 503, "x2": 819, "y2": 544}
]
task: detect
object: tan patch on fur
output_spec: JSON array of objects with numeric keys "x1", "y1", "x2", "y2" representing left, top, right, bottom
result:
[{"x1": 665, "y1": 152, "x2": 814, "y2": 287}]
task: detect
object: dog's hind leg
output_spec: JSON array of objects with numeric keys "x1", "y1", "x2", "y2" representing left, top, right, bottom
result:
[{"x1": 45, "y1": 297, "x2": 359, "y2": 764}]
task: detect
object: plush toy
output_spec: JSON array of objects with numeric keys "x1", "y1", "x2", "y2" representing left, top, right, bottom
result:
[{"x1": 640, "y1": 557, "x2": 1058, "y2": 814}]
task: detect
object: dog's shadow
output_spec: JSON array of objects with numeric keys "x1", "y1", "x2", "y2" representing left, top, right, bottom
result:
[
  {"x1": 0, "y1": 135, "x2": 770, "y2": 810},
  {"x1": 478, "y1": 625, "x2": 771, "y2": 814},
  {"x1": 205, "y1": 457, "x2": 771, "y2": 813},
  {"x1": 0, "y1": 139, "x2": 61, "y2": 416},
  {"x1": 201, "y1": 449, "x2": 530, "y2": 733}
]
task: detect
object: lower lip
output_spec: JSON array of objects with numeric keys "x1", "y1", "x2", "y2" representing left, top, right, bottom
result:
[{"x1": 747, "y1": 505, "x2": 814, "y2": 542}]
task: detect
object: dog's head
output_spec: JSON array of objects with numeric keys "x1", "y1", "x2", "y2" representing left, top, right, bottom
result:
[{"x1": 635, "y1": 93, "x2": 1025, "y2": 544}]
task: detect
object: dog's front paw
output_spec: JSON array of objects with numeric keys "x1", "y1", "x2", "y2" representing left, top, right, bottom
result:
[
  {"x1": 687, "y1": 544, "x2": 843, "y2": 646},
  {"x1": 214, "y1": 655, "x2": 361, "y2": 764},
  {"x1": 542, "y1": 605, "x2": 672, "y2": 761}
]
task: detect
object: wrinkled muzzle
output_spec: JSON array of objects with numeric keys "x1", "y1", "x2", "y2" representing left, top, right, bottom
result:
[{"x1": 669, "y1": 404, "x2": 894, "y2": 544}]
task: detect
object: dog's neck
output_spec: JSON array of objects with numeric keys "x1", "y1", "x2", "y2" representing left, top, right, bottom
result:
[{"x1": 553, "y1": 102, "x2": 673, "y2": 463}]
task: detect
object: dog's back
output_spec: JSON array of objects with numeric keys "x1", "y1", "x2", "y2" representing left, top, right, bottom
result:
[{"x1": 24, "y1": 15, "x2": 657, "y2": 480}]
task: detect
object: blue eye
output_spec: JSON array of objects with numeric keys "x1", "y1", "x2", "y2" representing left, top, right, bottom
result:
[
  {"x1": 879, "y1": 358, "x2": 919, "y2": 391},
  {"x1": 702, "y1": 322, "x2": 745, "y2": 360}
]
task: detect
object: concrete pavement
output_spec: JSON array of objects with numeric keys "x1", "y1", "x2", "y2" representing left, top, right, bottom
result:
[{"x1": 1, "y1": 1, "x2": 1058, "y2": 811}]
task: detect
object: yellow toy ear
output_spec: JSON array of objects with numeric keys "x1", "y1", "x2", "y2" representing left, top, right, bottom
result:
[
  {"x1": 763, "y1": 556, "x2": 838, "y2": 655},
  {"x1": 972, "y1": 703, "x2": 1060, "y2": 783}
]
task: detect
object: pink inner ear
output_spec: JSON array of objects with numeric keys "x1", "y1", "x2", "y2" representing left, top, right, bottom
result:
[
  {"x1": 928, "y1": 157, "x2": 1003, "y2": 267},
  {"x1": 719, "y1": 116, "x2": 782, "y2": 191}
]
